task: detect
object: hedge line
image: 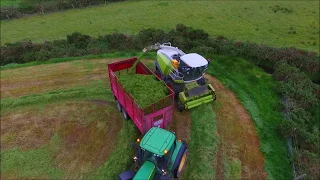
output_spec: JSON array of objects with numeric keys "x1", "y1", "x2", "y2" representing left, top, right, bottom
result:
[
  {"x1": 1, "y1": 0, "x2": 124, "y2": 20},
  {"x1": 1, "y1": 24, "x2": 319, "y2": 79}
]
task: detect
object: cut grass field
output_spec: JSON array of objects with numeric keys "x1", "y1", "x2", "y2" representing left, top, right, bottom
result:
[
  {"x1": 1, "y1": 57, "x2": 139, "y2": 179},
  {"x1": 1, "y1": 54, "x2": 291, "y2": 179},
  {"x1": 1, "y1": 0, "x2": 319, "y2": 52},
  {"x1": 206, "y1": 55, "x2": 292, "y2": 179}
]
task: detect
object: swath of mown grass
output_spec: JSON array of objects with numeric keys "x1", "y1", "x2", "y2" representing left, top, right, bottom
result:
[
  {"x1": 0, "y1": 80, "x2": 112, "y2": 113},
  {"x1": 207, "y1": 55, "x2": 291, "y2": 179},
  {"x1": 182, "y1": 104, "x2": 219, "y2": 179},
  {"x1": 92, "y1": 120, "x2": 138, "y2": 179}
]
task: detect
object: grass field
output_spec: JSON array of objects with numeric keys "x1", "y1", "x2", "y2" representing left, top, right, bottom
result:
[
  {"x1": 0, "y1": 57, "x2": 140, "y2": 179},
  {"x1": 1, "y1": 0, "x2": 21, "y2": 7},
  {"x1": 1, "y1": 54, "x2": 291, "y2": 179},
  {"x1": 206, "y1": 55, "x2": 292, "y2": 179},
  {"x1": 1, "y1": 0, "x2": 319, "y2": 52}
]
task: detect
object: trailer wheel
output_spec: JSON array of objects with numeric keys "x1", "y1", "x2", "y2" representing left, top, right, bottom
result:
[
  {"x1": 115, "y1": 100, "x2": 122, "y2": 112},
  {"x1": 122, "y1": 107, "x2": 130, "y2": 120},
  {"x1": 173, "y1": 143, "x2": 188, "y2": 178}
]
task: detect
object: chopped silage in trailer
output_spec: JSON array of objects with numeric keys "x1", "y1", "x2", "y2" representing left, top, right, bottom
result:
[{"x1": 117, "y1": 74, "x2": 168, "y2": 109}]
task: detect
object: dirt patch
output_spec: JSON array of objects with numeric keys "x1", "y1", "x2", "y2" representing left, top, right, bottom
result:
[
  {"x1": 1, "y1": 111, "x2": 61, "y2": 150},
  {"x1": 54, "y1": 112, "x2": 122, "y2": 175},
  {"x1": 215, "y1": 140, "x2": 225, "y2": 180},
  {"x1": 1, "y1": 101, "x2": 122, "y2": 160},
  {"x1": 205, "y1": 75, "x2": 267, "y2": 180}
]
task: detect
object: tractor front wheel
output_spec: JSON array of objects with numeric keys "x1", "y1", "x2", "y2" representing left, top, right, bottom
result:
[{"x1": 173, "y1": 143, "x2": 188, "y2": 178}]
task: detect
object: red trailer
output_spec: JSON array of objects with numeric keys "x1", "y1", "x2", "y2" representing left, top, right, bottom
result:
[{"x1": 108, "y1": 57, "x2": 175, "y2": 134}]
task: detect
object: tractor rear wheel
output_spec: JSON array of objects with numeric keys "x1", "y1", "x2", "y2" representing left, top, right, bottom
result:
[
  {"x1": 173, "y1": 143, "x2": 188, "y2": 178},
  {"x1": 121, "y1": 107, "x2": 130, "y2": 120}
]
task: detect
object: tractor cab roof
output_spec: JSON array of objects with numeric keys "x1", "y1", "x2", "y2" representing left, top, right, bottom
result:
[{"x1": 140, "y1": 127, "x2": 176, "y2": 156}]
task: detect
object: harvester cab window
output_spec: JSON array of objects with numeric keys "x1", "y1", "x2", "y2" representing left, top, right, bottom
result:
[{"x1": 178, "y1": 62, "x2": 207, "y2": 81}]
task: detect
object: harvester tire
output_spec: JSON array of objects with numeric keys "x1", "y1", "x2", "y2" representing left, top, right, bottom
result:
[
  {"x1": 122, "y1": 107, "x2": 130, "y2": 120},
  {"x1": 177, "y1": 100, "x2": 184, "y2": 112},
  {"x1": 115, "y1": 100, "x2": 122, "y2": 112},
  {"x1": 197, "y1": 77, "x2": 206, "y2": 86},
  {"x1": 173, "y1": 143, "x2": 188, "y2": 178}
]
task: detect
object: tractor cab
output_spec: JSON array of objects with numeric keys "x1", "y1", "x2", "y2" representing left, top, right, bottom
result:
[{"x1": 119, "y1": 127, "x2": 188, "y2": 180}]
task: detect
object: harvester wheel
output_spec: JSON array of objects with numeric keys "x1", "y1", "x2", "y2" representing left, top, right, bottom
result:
[
  {"x1": 122, "y1": 107, "x2": 130, "y2": 120},
  {"x1": 173, "y1": 143, "x2": 188, "y2": 178},
  {"x1": 115, "y1": 100, "x2": 122, "y2": 112},
  {"x1": 177, "y1": 100, "x2": 184, "y2": 112},
  {"x1": 197, "y1": 77, "x2": 206, "y2": 86}
]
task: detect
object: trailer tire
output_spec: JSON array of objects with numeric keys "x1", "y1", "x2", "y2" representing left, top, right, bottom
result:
[
  {"x1": 173, "y1": 143, "x2": 188, "y2": 178},
  {"x1": 115, "y1": 100, "x2": 122, "y2": 112},
  {"x1": 122, "y1": 107, "x2": 130, "y2": 120}
]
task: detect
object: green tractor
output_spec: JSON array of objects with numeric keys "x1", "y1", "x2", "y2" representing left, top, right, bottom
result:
[
  {"x1": 144, "y1": 43, "x2": 216, "y2": 111},
  {"x1": 118, "y1": 127, "x2": 188, "y2": 180}
]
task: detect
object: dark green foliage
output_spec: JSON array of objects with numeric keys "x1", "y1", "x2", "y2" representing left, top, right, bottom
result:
[
  {"x1": 273, "y1": 62, "x2": 319, "y2": 179},
  {"x1": 117, "y1": 74, "x2": 167, "y2": 109}
]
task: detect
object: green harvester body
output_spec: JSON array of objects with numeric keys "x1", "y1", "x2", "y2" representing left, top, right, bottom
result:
[{"x1": 152, "y1": 43, "x2": 216, "y2": 110}]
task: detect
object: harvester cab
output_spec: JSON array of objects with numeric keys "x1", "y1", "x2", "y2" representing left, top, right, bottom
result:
[
  {"x1": 145, "y1": 43, "x2": 216, "y2": 111},
  {"x1": 119, "y1": 127, "x2": 188, "y2": 180}
]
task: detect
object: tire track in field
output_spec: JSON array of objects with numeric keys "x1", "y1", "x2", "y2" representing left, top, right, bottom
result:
[{"x1": 205, "y1": 74, "x2": 267, "y2": 180}]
